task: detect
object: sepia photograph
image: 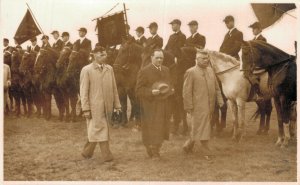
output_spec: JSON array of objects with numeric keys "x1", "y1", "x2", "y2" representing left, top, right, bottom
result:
[{"x1": 1, "y1": 0, "x2": 298, "y2": 184}]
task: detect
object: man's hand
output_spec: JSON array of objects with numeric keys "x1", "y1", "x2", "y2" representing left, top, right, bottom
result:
[
  {"x1": 152, "y1": 89, "x2": 160, "y2": 96},
  {"x1": 83, "y1": 111, "x2": 92, "y2": 119}
]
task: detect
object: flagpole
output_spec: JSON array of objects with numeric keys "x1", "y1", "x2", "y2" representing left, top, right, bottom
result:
[
  {"x1": 26, "y1": 3, "x2": 44, "y2": 34},
  {"x1": 92, "y1": 3, "x2": 120, "y2": 21}
]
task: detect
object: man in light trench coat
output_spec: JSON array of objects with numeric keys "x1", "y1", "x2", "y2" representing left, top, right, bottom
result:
[
  {"x1": 182, "y1": 50, "x2": 224, "y2": 160},
  {"x1": 80, "y1": 46, "x2": 121, "y2": 162}
]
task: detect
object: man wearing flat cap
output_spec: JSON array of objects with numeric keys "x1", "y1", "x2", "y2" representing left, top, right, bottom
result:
[
  {"x1": 61, "y1": 32, "x2": 73, "y2": 49},
  {"x1": 249, "y1": 22, "x2": 267, "y2": 42},
  {"x1": 73, "y1": 27, "x2": 92, "y2": 60},
  {"x1": 135, "y1": 26, "x2": 147, "y2": 46},
  {"x1": 185, "y1": 20, "x2": 206, "y2": 49},
  {"x1": 220, "y1": 15, "x2": 243, "y2": 60},
  {"x1": 80, "y1": 46, "x2": 121, "y2": 162},
  {"x1": 3, "y1": 38, "x2": 11, "y2": 53},
  {"x1": 41, "y1": 35, "x2": 51, "y2": 48},
  {"x1": 28, "y1": 37, "x2": 40, "y2": 53},
  {"x1": 136, "y1": 48, "x2": 174, "y2": 159},
  {"x1": 145, "y1": 22, "x2": 163, "y2": 50},
  {"x1": 51, "y1": 30, "x2": 64, "y2": 53}
]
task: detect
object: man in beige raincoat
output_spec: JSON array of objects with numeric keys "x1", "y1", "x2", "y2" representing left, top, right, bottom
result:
[
  {"x1": 182, "y1": 50, "x2": 224, "y2": 160},
  {"x1": 80, "y1": 46, "x2": 121, "y2": 162}
]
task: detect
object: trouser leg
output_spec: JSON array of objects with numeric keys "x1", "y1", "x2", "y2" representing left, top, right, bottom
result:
[
  {"x1": 82, "y1": 141, "x2": 97, "y2": 159},
  {"x1": 99, "y1": 141, "x2": 113, "y2": 162}
]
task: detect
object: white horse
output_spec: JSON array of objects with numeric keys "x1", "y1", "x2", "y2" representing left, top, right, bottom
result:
[{"x1": 206, "y1": 50, "x2": 291, "y2": 147}]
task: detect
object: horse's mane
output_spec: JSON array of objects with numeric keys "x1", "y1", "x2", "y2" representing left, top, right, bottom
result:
[
  {"x1": 207, "y1": 50, "x2": 240, "y2": 65},
  {"x1": 249, "y1": 40, "x2": 293, "y2": 62}
]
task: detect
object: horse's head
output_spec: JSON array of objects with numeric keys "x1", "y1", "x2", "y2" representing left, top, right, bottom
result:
[
  {"x1": 20, "y1": 51, "x2": 36, "y2": 72},
  {"x1": 207, "y1": 50, "x2": 240, "y2": 74},
  {"x1": 57, "y1": 46, "x2": 72, "y2": 68},
  {"x1": 11, "y1": 48, "x2": 24, "y2": 72},
  {"x1": 241, "y1": 41, "x2": 261, "y2": 71},
  {"x1": 34, "y1": 48, "x2": 54, "y2": 77}
]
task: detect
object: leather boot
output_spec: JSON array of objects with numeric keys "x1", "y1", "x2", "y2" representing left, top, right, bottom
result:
[{"x1": 99, "y1": 141, "x2": 114, "y2": 162}]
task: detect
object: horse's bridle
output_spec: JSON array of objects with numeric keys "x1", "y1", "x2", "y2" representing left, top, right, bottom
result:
[{"x1": 209, "y1": 56, "x2": 240, "y2": 75}]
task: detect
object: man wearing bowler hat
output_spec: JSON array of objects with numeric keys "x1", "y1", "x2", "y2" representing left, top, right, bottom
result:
[
  {"x1": 185, "y1": 20, "x2": 206, "y2": 49},
  {"x1": 135, "y1": 26, "x2": 147, "y2": 46},
  {"x1": 51, "y1": 30, "x2": 64, "y2": 53},
  {"x1": 220, "y1": 15, "x2": 243, "y2": 60},
  {"x1": 73, "y1": 27, "x2": 92, "y2": 60},
  {"x1": 136, "y1": 48, "x2": 174, "y2": 159},
  {"x1": 41, "y1": 35, "x2": 51, "y2": 48},
  {"x1": 28, "y1": 37, "x2": 40, "y2": 53},
  {"x1": 249, "y1": 22, "x2": 267, "y2": 42},
  {"x1": 61, "y1": 32, "x2": 73, "y2": 48},
  {"x1": 145, "y1": 22, "x2": 163, "y2": 50}
]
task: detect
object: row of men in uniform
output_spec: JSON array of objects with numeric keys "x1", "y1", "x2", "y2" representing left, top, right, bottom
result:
[{"x1": 4, "y1": 15, "x2": 266, "y2": 64}]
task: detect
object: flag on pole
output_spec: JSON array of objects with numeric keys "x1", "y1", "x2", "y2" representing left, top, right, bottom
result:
[
  {"x1": 96, "y1": 11, "x2": 126, "y2": 47},
  {"x1": 251, "y1": 3, "x2": 296, "y2": 29},
  {"x1": 14, "y1": 9, "x2": 42, "y2": 44}
]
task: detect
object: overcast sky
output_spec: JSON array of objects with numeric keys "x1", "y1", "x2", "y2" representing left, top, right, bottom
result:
[{"x1": 1, "y1": 0, "x2": 298, "y2": 54}]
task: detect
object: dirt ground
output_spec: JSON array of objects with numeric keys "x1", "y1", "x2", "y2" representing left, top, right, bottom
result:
[{"x1": 3, "y1": 99, "x2": 297, "y2": 181}]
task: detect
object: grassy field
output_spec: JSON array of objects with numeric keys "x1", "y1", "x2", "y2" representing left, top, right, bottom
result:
[{"x1": 3, "y1": 100, "x2": 297, "y2": 181}]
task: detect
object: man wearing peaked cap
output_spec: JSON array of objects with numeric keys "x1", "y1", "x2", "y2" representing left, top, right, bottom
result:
[
  {"x1": 61, "y1": 32, "x2": 73, "y2": 49},
  {"x1": 29, "y1": 37, "x2": 40, "y2": 53},
  {"x1": 165, "y1": 18, "x2": 187, "y2": 136},
  {"x1": 51, "y1": 30, "x2": 64, "y2": 53},
  {"x1": 41, "y1": 35, "x2": 51, "y2": 48},
  {"x1": 3, "y1": 38, "x2": 11, "y2": 53},
  {"x1": 185, "y1": 20, "x2": 206, "y2": 49},
  {"x1": 220, "y1": 15, "x2": 243, "y2": 60},
  {"x1": 135, "y1": 26, "x2": 146, "y2": 46},
  {"x1": 73, "y1": 27, "x2": 92, "y2": 61},
  {"x1": 144, "y1": 22, "x2": 163, "y2": 51},
  {"x1": 249, "y1": 22, "x2": 267, "y2": 42}
]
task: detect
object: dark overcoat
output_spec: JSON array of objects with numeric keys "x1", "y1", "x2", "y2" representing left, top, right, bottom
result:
[
  {"x1": 135, "y1": 63, "x2": 172, "y2": 146},
  {"x1": 219, "y1": 28, "x2": 243, "y2": 60},
  {"x1": 185, "y1": 32, "x2": 206, "y2": 49}
]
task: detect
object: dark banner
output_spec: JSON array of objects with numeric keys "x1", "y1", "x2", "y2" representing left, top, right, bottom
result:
[
  {"x1": 251, "y1": 3, "x2": 296, "y2": 29},
  {"x1": 97, "y1": 12, "x2": 126, "y2": 47},
  {"x1": 14, "y1": 9, "x2": 42, "y2": 44}
]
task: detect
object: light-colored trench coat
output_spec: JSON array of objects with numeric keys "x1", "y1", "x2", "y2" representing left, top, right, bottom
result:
[
  {"x1": 80, "y1": 62, "x2": 121, "y2": 142},
  {"x1": 183, "y1": 65, "x2": 224, "y2": 141}
]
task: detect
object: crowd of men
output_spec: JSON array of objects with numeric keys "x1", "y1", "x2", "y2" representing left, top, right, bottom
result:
[{"x1": 4, "y1": 15, "x2": 267, "y2": 162}]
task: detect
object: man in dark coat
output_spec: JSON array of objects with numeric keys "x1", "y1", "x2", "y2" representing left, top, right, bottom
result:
[
  {"x1": 135, "y1": 26, "x2": 147, "y2": 47},
  {"x1": 61, "y1": 32, "x2": 73, "y2": 48},
  {"x1": 73, "y1": 27, "x2": 92, "y2": 60},
  {"x1": 28, "y1": 37, "x2": 40, "y2": 53},
  {"x1": 136, "y1": 49, "x2": 173, "y2": 159},
  {"x1": 3, "y1": 38, "x2": 11, "y2": 53},
  {"x1": 185, "y1": 20, "x2": 206, "y2": 49},
  {"x1": 219, "y1": 15, "x2": 243, "y2": 60},
  {"x1": 249, "y1": 22, "x2": 267, "y2": 42},
  {"x1": 145, "y1": 22, "x2": 163, "y2": 49},
  {"x1": 51, "y1": 30, "x2": 64, "y2": 53},
  {"x1": 165, "y1": 19, "x2": 187, "y2": 135},
  {"x1": 41, "y1": 35, "x2": 51, "y2": 48}
]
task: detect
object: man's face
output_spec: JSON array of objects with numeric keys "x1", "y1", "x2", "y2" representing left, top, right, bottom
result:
[
  {"x1": 225, "y1": 21, "x2": 234, "y2": 29},
  {"x1": 79, "y1": 31, "x2": 86, "y2": 38},
  {"x1": 4, "y1": 41, "x2": 9, "y2": 47},
  {"x1": 196, "y1": 53, "x2": 209, "y2": 68},
  {"x1": 149, "y1": 27, "x2": 157, "y2": 35},
  {"x1": 42, "y1": 39, "x2": 48, "y2": 44},
  {"x1": 135, "y1": 31, "x2": 143, "y2": 38},
  {"x1": 189, "y1": 25, "x2": 198, "y2": 34},
  {"x1": 53, "y1": 33, "x2": 59, "y2": 40},
  {"x1": 151, "y1": 51, "x2": 164, "y2": 66},
  {"x1": 94, "y1": 50, "x2": 107, "y2": 64},
  {"x1": 252, "y1": 28, "x2": 260, "y2": 36},
  {"x1": 62, "y1": 36, "x2": 69, "y2": 42},
  {"x1": 171, "y1": 23, "x2": 180, "y2": 32}
]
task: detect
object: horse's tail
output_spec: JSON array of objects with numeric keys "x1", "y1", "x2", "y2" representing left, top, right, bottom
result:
[{"x1": 251, "y1": 103, "x2": 261, "y2": 121}]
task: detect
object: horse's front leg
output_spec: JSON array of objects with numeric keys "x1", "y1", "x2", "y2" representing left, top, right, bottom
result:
[
  {"x1": 228, "y1": 100, "x2": 238, "y2": 141},
  {"x1": 281, "y1": 96, "x2": 291, "y2": 148},
  {"x1": 236, "y1": 98, "x2": 246, "y2": 142},
  {"x1": 264, "y1": 99, "x2": 272, "y2": 135},
  {"x1": 273, "y1": 96, "x2": 284, "y2": 146}
]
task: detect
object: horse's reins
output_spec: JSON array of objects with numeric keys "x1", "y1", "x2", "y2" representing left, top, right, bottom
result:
[{"x1": 214, "y1": 64, "x2": 239, "y2": 75}]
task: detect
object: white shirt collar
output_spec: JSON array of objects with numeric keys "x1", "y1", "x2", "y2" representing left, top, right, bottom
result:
[
  {"x1": 228, "y1": 27, "x2": 236, "y2": 35},
  {"x1": 152, "y1": 63, "x2": 161, "y2": 71},
  {"x1": 64, "y1": 41, "x2": 70, "y2": 45},
  {"x1": 192, "y1": 32, "x2": 198, "y2": 38},
  {"x1": 151, "y1": 34, "x2": 157, "y2": 39},
  {"x1": 4, "y1": 46, "x2": 8, "y2": 50},
  {"x1": 137, "y1": 35, "x2": 144, "y2": 40},
  {"x1": 255, "y1": 33, "x2": 262, "y2": 40},
  {"x1": 80, "y1": 37, "x2": 86, "y2": 43}
]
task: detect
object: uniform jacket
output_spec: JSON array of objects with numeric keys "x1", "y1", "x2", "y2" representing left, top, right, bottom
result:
[
  {"x1": 52, "y1": 39, "x2": 64, "y2": 53},
  {"x1": 29, "y1": 45, "x2": 40, "y2": 53},
  {"x1": 136, "y1": 36, "x2": 147, "y2": 46},
  {"x1": 80, "y1": 62, "x2": 121, "y2": 142},
  {"x1": 145, "y1": 34, "x2": 163, "y2": 49},
  {"x1": 253, "y1": 34, "x2": 267, "y2": 42},
  {"x1": 185, "y1": 32, "x2": 206, "y2": 49},
  {"x1": 73, "y1": 38, "x2": 92, "y2": 59},
  {"x1": 219, "y1": 28, "x2": 243, "y2": 60},
  {"x1": 63, "y1": 41, "x2": 73, "y2": 49},
  {"x1": 165, "y1": 31, "x2": 186, "y2": 58}
]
